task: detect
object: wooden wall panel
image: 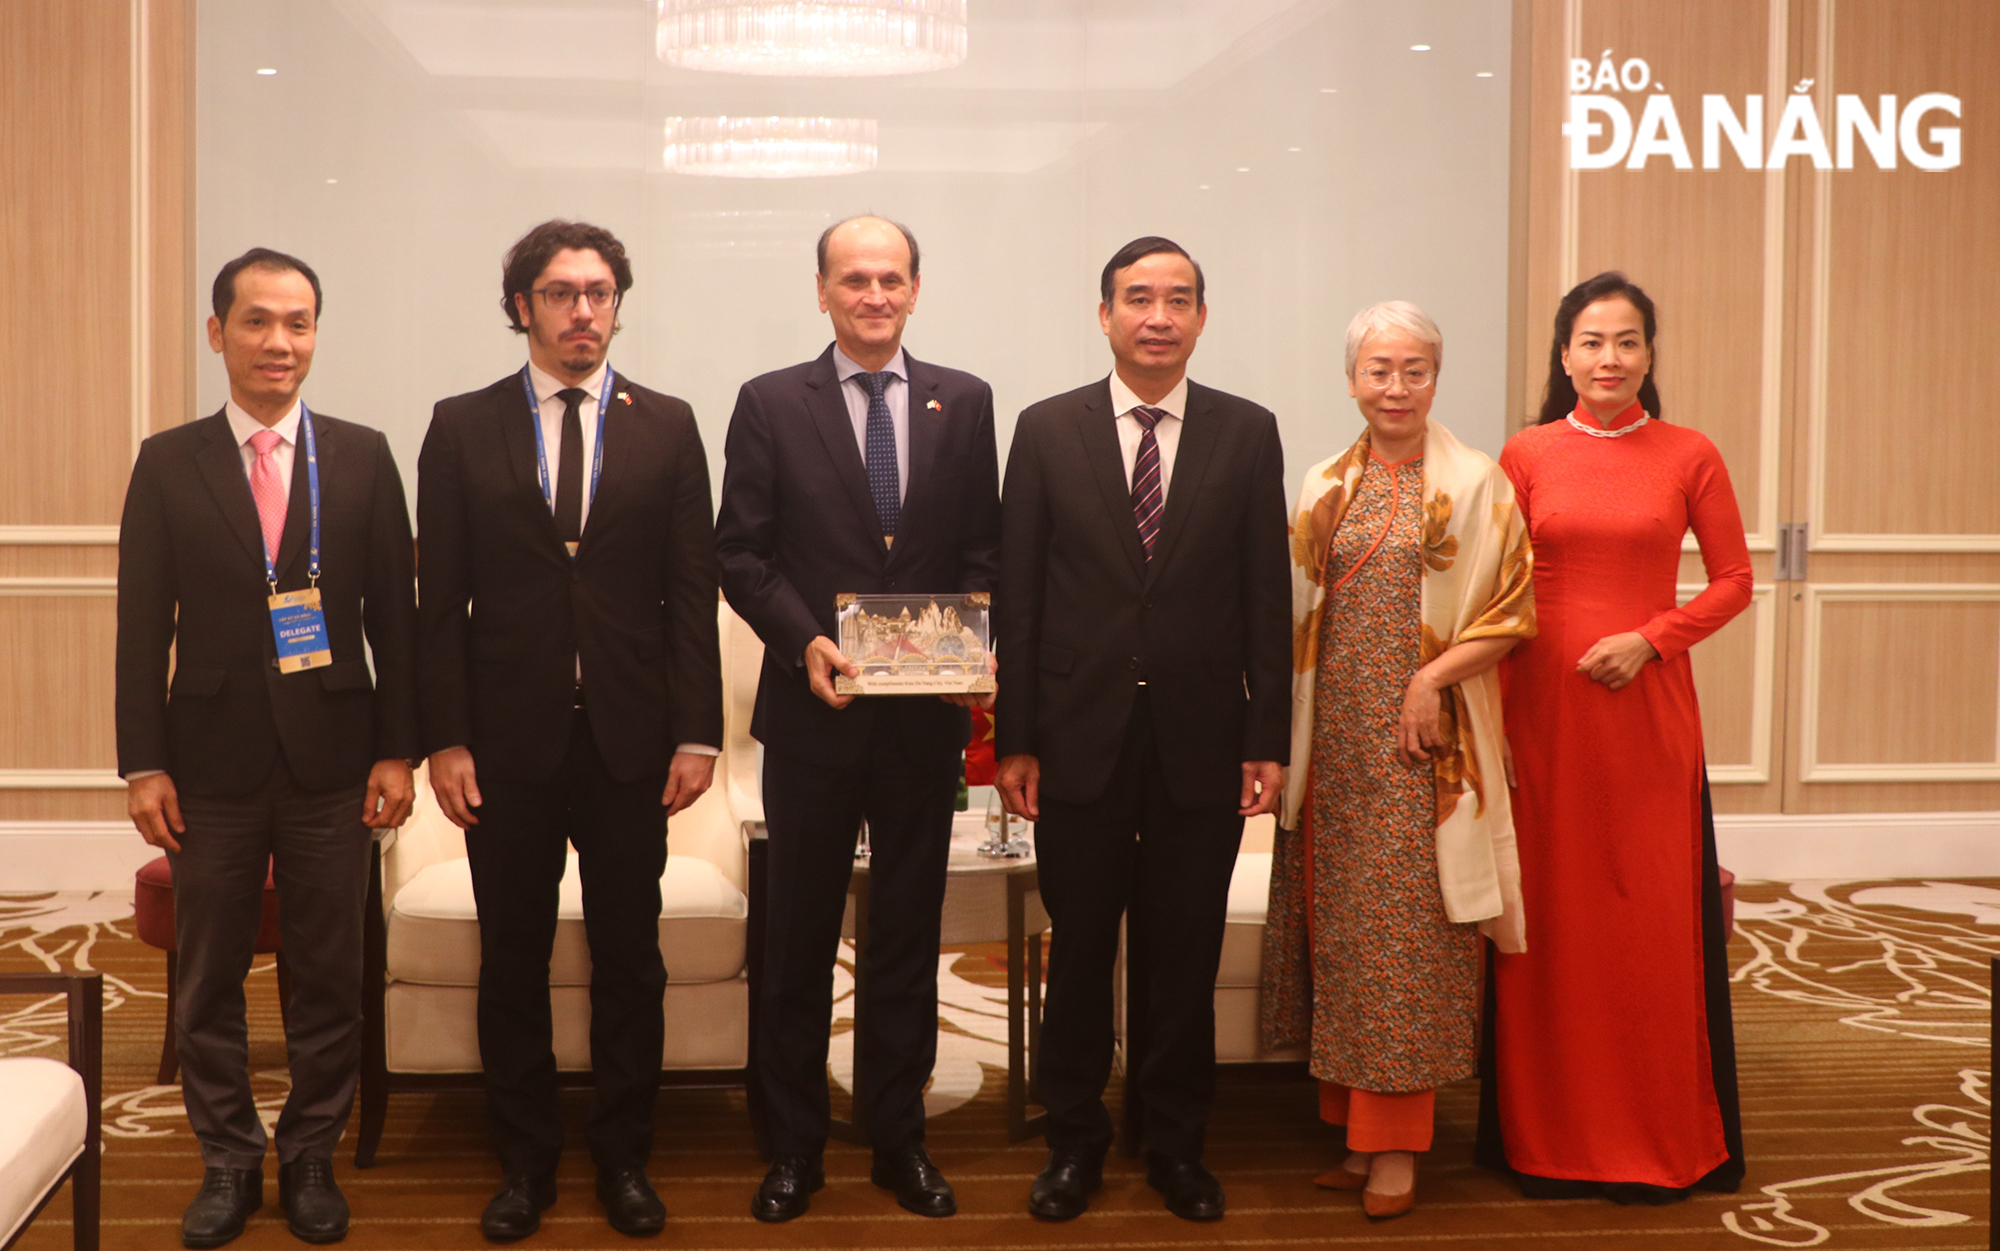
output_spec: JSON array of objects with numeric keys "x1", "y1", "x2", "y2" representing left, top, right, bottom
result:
[
  {"x1": 1573, "y1": 1, "x2": 1775, "y2": 546},
  {"x1": 1813, "y1": 597, "x2": 1999, "y2": 766},
  {"x1": 1684, "y1": 584, "x2": 1776, "y2": 781},
  {"x1": 0, "y1": 0, "x2": 191, "y2": 822},
  {"x1": 0, "y1": 595, "x2": 119, "y2": 770},
  {"x1": 0, "y1": 1, "x2": 136, "y2": 527},
  {"x1": 1816, "y1": 0, "x2": 1999, "y2": 542}
]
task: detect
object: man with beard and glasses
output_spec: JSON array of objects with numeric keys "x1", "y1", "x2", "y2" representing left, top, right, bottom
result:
[{"x1": 416, "y1": 220, "x2": 723, "y2": 1241}]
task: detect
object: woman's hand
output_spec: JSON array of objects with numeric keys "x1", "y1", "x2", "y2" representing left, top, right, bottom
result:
[
  {"x1": 1577, "y1": 631, "x2": 1658, "y2": 690},
  {"x1": 1397, "y1": 671, "x2": 1448, "y2": 765}
]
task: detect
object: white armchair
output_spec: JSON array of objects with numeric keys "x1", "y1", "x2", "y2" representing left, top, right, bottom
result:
[
  {"x1": 0, "y1": 972, "x2": 100, "y2": 1251},
  {"x1": 353, "y1": 603, "x2": 767, "y2": 1166}
]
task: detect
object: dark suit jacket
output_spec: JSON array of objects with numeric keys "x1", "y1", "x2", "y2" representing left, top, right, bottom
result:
[
  {"x1": 115, "y1": 410, "x2": 420, "y2": 797},
  {"x1": 416, "y1": 370, "x2": 722, "y2": 784},
  {"x1": 715, "y1": 345, "x2": 1002, "y2": 766},
  {"x1": 994, "y1": 378, "x2": 1291, "y2": 809}
]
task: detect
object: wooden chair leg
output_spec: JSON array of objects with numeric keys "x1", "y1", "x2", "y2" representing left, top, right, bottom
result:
[{"x1": 157, "y1": 950, "x2": 179, "y2": 1086}]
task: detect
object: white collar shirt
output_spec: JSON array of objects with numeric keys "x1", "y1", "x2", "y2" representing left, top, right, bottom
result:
[
  {"x1": 525, "y1": 358, "x2": 610, "y2": 532},
  {"x1": 225, "y1": 398, "x2": 303, "y2": 497},
  {"x1": 1107, "y1": 371, "x2": 1189, "y2": 498},
  {"x1": 832, "y1": 345, "x2": 910, "y2": 503}
]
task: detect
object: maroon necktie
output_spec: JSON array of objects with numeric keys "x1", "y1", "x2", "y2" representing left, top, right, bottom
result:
[{"x1": 1130, "y1": 406, "x2": 1166, "y2": 560}]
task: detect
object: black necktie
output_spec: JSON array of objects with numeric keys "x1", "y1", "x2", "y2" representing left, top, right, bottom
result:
[{"x1": 553, "y1": 387, "x2": 586, "y2": 544}]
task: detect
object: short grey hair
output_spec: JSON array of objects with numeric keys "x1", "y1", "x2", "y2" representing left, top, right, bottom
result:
[{"x1": 1344, "y1": 300, "x2": 1444, "y2": 378}]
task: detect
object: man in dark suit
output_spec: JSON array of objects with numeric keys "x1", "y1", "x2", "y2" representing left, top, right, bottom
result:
[
  {"x1": 416, "y1": 220, "x2": 722, "y2": 1241},
  {"x1": 995, "y1": 236, "x2": 1291, "y2": 1223},
  {"x1": 117, "y1": 248, "x2": 418, "y2": 1248},
  {"x1": 716, "y1": 215, "x2": 1001, "y2": 1222}
]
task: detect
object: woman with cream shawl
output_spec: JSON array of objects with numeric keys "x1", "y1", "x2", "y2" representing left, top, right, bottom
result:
[{"x1": 1260, "y1": 302, "x2": 1534, "y2": 1219}]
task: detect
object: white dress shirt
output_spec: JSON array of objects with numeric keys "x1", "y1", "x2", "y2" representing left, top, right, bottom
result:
[
  {"x1": 832, "y1": 345, "x2": 910, "y2": 503},
  {"x1": 525, "y1": 359, "x2": 607, "y2": 529},
  {"x1": 225, "y1": 397, "x2": 303, "y2": 497},
  {"x1": 1107, "y1": 371, "x2": 1189, "y2": 498}
]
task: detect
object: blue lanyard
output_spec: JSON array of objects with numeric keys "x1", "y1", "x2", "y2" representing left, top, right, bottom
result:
[
  {"x1": 262, "y1": 405, "x2": 321, "y2": 592},
  {"x1": 521, "y1": 364, "x2": 612, "y2": 531}
]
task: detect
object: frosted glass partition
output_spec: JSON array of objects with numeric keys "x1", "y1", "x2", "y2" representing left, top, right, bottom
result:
[{"x1": 198, "y1": 0, "x2": 1512, "y2": 498}]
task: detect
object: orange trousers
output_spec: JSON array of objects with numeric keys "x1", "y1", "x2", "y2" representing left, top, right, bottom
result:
[{"x1": 1319, "y1": 1082, "x2": 1435, "y2": 1152}]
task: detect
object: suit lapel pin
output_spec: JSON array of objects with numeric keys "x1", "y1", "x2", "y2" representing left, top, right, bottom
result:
[
  {"x1": 617, "y1": 391, "x2": 632, "y2": 405},
  {"x1": 926, "y1": 399, "x2": 942, "y2": 411}
]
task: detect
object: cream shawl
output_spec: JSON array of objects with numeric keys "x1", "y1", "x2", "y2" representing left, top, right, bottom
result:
[{"x1": 1280, "y1": 419, "x2": 1536, "y2": 952}]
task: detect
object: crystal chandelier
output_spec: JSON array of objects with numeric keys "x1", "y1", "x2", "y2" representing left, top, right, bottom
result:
[
  {"x1": 656, "y1": 0, "x2": 968, "y2": 77},
  {"x1": 663, "y1": 116, "x2": 879, "y2": 178}
]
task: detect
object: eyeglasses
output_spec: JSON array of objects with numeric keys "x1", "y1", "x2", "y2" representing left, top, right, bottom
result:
[
  {"x1": 1357, "y1": 364, "x2": 1435, "y2": 390},
  {"x1": 531, "y1": 285, "x2": 620, "y2": 312}
]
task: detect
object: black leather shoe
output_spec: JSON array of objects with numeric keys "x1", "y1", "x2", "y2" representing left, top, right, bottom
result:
[
  {"x1": 1146, "y1": 1156, "x2": 1224, "y2": 1222},
  {"x1": 480, "y1": 1174, "x2": 557, "y2": 1243},
  {"x1": 871, "y1": 1143, "x2": 956, "y2": 1218},
  {"x1": 752, "y1": 1155, "x2": 824, "y2": 1223},
  {"x1": 278, "y1": 1156, "x2": 349, "y2": 1244},
  {"x1": 1028, "y1": 1150, "x2": 1103, "y2": 1221},
  {"x1": 182, "y1": 1166, "x2": 262, "y2": 1249},
  {"x1": 596, "y1": 1167, "x2": 666, "y2": 1236}
]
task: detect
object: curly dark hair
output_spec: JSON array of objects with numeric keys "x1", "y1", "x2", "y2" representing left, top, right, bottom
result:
[{"x1": 500, "y1": 220, "x2": 633, "y2": 334}]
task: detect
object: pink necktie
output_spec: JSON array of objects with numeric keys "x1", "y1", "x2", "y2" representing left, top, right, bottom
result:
[{"x1": 248, "y1": 429, "x2": 287, "y2": 566}]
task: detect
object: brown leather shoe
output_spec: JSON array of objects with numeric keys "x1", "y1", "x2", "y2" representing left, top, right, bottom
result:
[
  {"x1": 1312, "y1": 1163, "x2": 1370, "y2": 1191},
  {"x1": 1363, "y1": 1184, "x2": 1416, "y2": 1219}
]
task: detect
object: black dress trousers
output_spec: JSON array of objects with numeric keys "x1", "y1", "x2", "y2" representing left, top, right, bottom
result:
[
  {"x1": 464, "y1": 709, "x2": 669, "y2": 1178},
  {"x1": 1032, "y1": 690, "x2": 1245, "y2": 1163},
  {"x1": 755, "y1": 701, "x2": 959, "y2": 1158}
]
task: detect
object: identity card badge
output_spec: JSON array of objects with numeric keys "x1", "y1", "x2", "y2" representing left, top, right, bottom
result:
[{"x1": 270, "y1": 587, "x2": 333, "y2": 673}]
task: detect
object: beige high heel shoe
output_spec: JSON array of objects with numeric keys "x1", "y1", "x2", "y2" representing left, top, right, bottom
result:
[{"x1": 1361, "y1": 1153, "x2": 1416, "y2": 1220}]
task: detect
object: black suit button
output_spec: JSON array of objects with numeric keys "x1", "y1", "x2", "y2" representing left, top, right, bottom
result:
[
  {"x1": 1143, "y1": 599, "x2": 1154, "y2": 610},
  {"x1": 886, "y1": 578, "x2": 897, "y2": 590},
  {"x1": 1128, "y1": 657, "x2": 1140, "y2": 670}
]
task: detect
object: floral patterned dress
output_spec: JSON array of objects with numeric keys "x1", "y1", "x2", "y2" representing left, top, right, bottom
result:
[{"x1": 1302, "y1": 453, "x2": 1480, "y2": 1092}]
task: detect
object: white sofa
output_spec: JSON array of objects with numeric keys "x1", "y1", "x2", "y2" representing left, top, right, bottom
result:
[
  {"x1": 0, "y1": 973, "x2": 99, "y2": 1251},
  {"x1": 352, "y1": 604, "x2": 766, "y2": 1166}
]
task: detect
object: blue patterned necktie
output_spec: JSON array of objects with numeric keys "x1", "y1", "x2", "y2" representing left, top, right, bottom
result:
[
  {"x1": 860, "y1": 370, "x2": 900, "y2": 542},
  {"x1": 1131, "y1": 405, "x2": 1166, "y2": 560}
]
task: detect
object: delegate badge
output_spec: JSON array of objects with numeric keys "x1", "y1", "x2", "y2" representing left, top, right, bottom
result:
[{"x1": 269, "y1": 587, "x2": 333, "y2": 673}]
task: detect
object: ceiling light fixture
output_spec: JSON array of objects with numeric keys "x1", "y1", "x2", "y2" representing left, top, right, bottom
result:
[
  {"x1": 664, "y1": 116, "x2": 878, "y2": 177},
  {"x1": 256, "y1": 67, "x2": 277, "y2": 75},
  {"x1": 1477, "y1": 71, "x2": 1495, "y2": 78},
  {"x1": 656, "y1": 0, "x2": 967, "y2": 76},
  {"x1": 1410, "y1": 44, "x2": 1432, "y2": 51}
]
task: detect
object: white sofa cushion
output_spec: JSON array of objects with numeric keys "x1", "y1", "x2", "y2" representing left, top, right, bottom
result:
[
  {"x1": 385, "y1": 979, "x2": 748, "y2": 1072},
  {"x1": 1217, "y1": 851, "x2": 1273, "y2": 988},
  {"x1": 388, "y1": 851, "x2": 747, "y2": 987},
  {"x1": 0, "y1": 1057, "x2": 86, "y2": 1248}
]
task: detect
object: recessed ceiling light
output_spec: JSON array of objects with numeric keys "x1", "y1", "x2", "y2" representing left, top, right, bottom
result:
[
  {"x1": 1286, "y1": 146, "x2": 1302, "y2": 152},
  {"x1": 1410, "y1": 44, "x2": 1431, "y2": 52},
  {"x1": 1198, "y1": 184, "x2": 1210, "y2": 190},
  {"x1": 1319, "y1": 87, "x2": 1338, "y2": 93},
  {"x1": 1476, "y1": 71, "x2": 1494, "y2": 78},
  {"x1": 256, "y1": 67, "x2": 277, "y2": 75},
  {"x1": 1236, "y1": 167, "x2": 1250, "y2": 173},
  {"x1": 326, "y1": 178, "x2": 338, "y2": 184}
]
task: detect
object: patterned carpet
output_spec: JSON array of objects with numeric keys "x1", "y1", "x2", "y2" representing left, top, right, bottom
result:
[{"x1": 1, "y1": 878, "x2": 1990, "y2": 1250}]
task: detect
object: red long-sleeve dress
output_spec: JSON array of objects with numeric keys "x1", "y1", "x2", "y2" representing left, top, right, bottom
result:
[{"x1": 1482, "y1": 401, "x2": 1753, "y2": 1194}]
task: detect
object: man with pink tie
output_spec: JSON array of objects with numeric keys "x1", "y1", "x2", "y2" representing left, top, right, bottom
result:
[{"x1": 116, "y1": 249, "x2": 419, "y2": 1247}]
